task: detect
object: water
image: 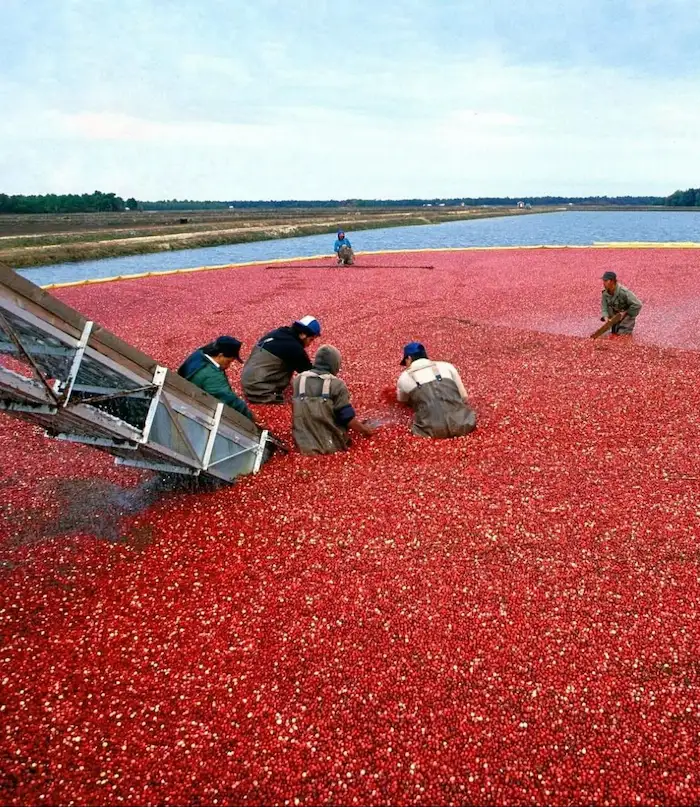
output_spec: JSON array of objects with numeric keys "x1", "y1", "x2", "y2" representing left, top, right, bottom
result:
[{"x1": 18, "y1": 210, "x2": 700, "y2": 286}]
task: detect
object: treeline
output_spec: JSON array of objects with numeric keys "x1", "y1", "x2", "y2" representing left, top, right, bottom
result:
[
  {"x1": 350, "y1": 195, "x2": 667, "y2": 207},
  {"x1": 0, "y1": 191, "x2": 139, "y2": 214},
  {"x1": 665, "y1": 188, "x2": 700, "y2": 207},
  {"x1": 3, "y1": 190, "x2": 700, "y2": 213},
  {"x1": 143, "y1": 195, "x2": 667, "y2": 210},
  {"x1": 141, "y1": 199, "x2": 233, "y2": 211}
]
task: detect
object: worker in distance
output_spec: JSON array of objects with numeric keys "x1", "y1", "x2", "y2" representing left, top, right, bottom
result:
[
  {"x1": 241, "y1": 315, "x2": 321, "y2": 404},
  {"x1": 334, "y1": 230, "x2": 355, "y2": 265},
  {"x1": 396, "y1": 341, "x2": 476, "y2": 438}
]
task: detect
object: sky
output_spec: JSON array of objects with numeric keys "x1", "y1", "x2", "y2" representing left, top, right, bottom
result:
[{"x1": 1, "y1": 0, "x2": 699, "y2": 200}]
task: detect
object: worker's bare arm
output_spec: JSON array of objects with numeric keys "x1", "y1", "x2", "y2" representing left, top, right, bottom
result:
[{"x1": 348, "y1": 417, "x2": 375, "y2": 437}]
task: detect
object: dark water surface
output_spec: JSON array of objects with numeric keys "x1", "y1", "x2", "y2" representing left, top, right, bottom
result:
[{"x1": 18, "y1": 210, "x2": 700, "y2": 286}]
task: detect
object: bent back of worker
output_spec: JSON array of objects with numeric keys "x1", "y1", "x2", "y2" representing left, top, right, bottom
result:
[
  {"x1": 241, "y1": 325, "x2": 312, "y2": 403},
  {"x1": 407, "y1": 361, "x2": 476, "y2": 439}
]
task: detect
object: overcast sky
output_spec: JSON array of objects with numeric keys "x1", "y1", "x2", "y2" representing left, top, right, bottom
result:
[{"x1": 1, "y1": 0, "x2": 698, "y2": 200}]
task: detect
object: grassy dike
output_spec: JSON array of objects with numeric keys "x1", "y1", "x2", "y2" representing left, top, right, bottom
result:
[{"x1": 2, "y1": 207, "x2": 547, "y2": 269}]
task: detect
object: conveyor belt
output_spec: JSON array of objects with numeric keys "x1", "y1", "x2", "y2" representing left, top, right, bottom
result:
[{"x1": 0, "y1": 263, "x2": 275, "y2": 482}]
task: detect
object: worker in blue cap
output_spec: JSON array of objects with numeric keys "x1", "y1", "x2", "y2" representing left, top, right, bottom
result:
[
  {"x1": 177, "y1": 335, "x2": 255, "y2": 421},
  {"x1": 333, "y1": 230, "x2": 354, "y2": 265},
  {"x1": 396, "y1": 342, "x2": 476, "y2": 438},
  {"x1": 600, "y1": 271, "x2": 642, "y2": 335},
  {"x1": 241, "y1": 316, "x2": 321, "y2": 403}
]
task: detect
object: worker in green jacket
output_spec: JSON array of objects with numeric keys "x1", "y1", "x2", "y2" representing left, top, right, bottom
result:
[{"x1": 177, "y1": 336, "x2": 255, "y2": 421}]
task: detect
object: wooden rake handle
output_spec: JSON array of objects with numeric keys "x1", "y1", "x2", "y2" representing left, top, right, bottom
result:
[{"x1": 590, "y1": 312, "x2": 623, "y2": 339}]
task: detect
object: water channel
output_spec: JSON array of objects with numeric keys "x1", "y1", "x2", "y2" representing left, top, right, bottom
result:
[{"x1": 18, "y1": 210, "x2": 700, "y2": 287}]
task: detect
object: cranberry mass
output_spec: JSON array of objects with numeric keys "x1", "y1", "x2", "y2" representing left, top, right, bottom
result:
[{"x1": 1, "y1": 248, "x2": 698, "y2": 805}]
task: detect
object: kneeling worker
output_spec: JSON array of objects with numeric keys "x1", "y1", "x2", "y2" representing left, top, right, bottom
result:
[
  {"x1": 397, "y1": 342, "x2": 476, "y2": 438},
  {"x1": 600, "y1": 270, "x2": 642, "y2": 335},
  {"x1": 334, "y1": 230, "x2": 354, "y2": 265},
  {"x1": 293, "y1": 344, "x2": 374, "y2": 454},
  {"x1": 241, "y1": 315, "x2": 321, "y2": 403},
  {"x1": 177, "y1": 335, "x2": 255, "y2": 421}
]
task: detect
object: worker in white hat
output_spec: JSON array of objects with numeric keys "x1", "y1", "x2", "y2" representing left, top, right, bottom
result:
[{"x1": 241, "y1": 316, "x2": 321, "y2": 403}]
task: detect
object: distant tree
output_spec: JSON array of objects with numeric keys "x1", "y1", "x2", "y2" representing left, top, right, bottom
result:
[
  {"x1": 0, "y1": 191, "x2": 127, "y2": 214},
  {"x1": 665, "y1": 188, "x2": 700, "y2": 207},
  {"x1": 125, "y1": 197, "x2": 139, "y2": 210}
]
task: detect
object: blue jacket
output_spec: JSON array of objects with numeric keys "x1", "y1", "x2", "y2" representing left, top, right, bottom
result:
[
  {"x1": 334, "y1": 236, "x2": 352, "y2": 253},
  {"x1": 177, "y1": 350, "x2": 254, "y2": 420}
]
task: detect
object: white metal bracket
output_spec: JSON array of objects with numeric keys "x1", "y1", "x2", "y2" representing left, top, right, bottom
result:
[
  {"x1": 202, "y1": 402, "x2": 224, "y2": 469},
  {"x1": 139, "y1": 365, "x2": 168, "y2": 444},
  {"x1": 61, "y1": 320, "x2": 94, "y2": 406},
  {"x1": 253, "y1": 430, "x2": 269, "y2": 474}
]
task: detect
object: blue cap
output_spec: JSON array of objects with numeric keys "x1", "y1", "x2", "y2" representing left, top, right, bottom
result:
[
  {"x1": 294, "y1": 315, "x2": 321, "y2": 336},
  {"x1": 337, "y1": 230, "x2": 345, "y2": 236},
  {"x1": 601, "y1": 271, "x2": 617, "y2": 281},
  {"x1": 401, "y1": 341, "x2": 427, "y2": 365}
]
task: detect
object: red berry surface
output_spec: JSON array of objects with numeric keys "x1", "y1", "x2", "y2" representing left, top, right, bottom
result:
[{"x1": 0, "y1": 248, "x2": 698, "y2": 805}]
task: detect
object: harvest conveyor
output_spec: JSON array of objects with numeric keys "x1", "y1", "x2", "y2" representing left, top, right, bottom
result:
[{"x1": 0, "y1": 264, "x2": 275, "y2": 482}]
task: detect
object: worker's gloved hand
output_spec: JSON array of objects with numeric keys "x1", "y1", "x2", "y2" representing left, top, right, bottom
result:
[{"x1": 618, "y1": 311, "x2": 628, "y2": 320}]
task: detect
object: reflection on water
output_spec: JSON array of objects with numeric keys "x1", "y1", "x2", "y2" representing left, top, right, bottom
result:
[{"x1": 18, "y1": 210, "x2": 700, "y2": 286}]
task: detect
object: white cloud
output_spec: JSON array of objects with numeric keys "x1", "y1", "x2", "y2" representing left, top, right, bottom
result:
[
  {"x1": 1, "y1": 49, "x2": 699, "y2": 198},
  {"x1": 180, "y1": 54, "x2": 253, "y2": 86},
  {"x1": 58, "y1": 112, "x2": 277, "y2": 147}
]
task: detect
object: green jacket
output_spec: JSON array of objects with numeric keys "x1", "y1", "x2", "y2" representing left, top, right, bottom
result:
[
  {"x1": 177, "y1": 350, "x2": 254, "y2": 420},
  {"x1": 601, "y1": 283, "x2": 642, "y2": 320}
]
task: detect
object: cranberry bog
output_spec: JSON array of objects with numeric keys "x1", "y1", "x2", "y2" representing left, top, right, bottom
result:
[{"x1": 1, "y1": 247, "x2": 698, "y2": 806}]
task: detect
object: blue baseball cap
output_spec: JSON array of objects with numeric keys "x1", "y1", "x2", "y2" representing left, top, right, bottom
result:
[{"x1": 400, "y1": 341, "x2": 428, "y2": 365}]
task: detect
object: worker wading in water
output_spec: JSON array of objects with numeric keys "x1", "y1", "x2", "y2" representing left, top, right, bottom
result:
[
  {"x1": 241, "y1": 315, "x2": 321, "y2": 404},
  {"x1": 177, "y1": 335, "x2": 255, "y2": 422},
  {"x1": 292, "y1": 344, "x2": 374, "y2": 454},
  {"x1": 396, "y1": 342, "x2": 476, "y2": 438},
  {"x1": 600, "y1": 270, "x2": 642, "y2": 335},
  {"x1": 333, "y1": 231, "x2": 354, "y2": 265}
]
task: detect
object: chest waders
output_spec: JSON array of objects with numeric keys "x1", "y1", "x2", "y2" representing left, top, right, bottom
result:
[
  {"x1": 606, "y1": 290, "x2": 637, "y2": 336},
  {"x1": 337, "y1": 245, "x2": 354, "y2": 265},
  {"x1": 610, "y1": 312, "x2": 635, "y2": 336},
  {"x1": 293, "y1": 371, "x2": 350, "y2": 455},
  {"x1": 241, "y1": 340, "x2": 291, "y2": 402},
  {"x1": 407, "y1": 363, "x2": 477, "y2": 439}
]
